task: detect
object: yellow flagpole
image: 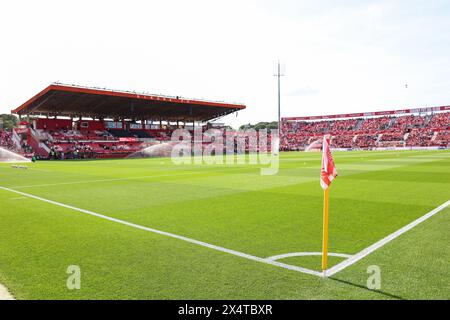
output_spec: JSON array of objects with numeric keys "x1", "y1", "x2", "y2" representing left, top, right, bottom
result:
[{"x1": 322, "y1": 187, "x2": 330, "y2": 273}]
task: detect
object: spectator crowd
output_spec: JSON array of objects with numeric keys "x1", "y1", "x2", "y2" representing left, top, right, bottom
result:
[{"x1": 281, "y1": 112, "x2": 450, "y2": 150}]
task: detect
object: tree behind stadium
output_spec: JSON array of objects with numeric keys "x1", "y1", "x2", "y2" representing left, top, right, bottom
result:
[{"x1": 0, "y1": 114, "x2": 18, "y2": 130}]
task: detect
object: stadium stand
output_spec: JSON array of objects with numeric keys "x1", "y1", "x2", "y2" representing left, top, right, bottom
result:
[
  {"x1": 0, "y1": 130, "x2": 16, "y2": 151},
  {"x1": 282, "y1": 107, "x2": 450, "y2": 150},
  {"x1": 0, "y1": 128, "x2": 34, "y2": 156},
  {"x1": 10, "y1": 83, "x2": 246, "y2": 159}
]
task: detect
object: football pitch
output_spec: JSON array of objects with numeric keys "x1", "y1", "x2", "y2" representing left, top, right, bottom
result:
[{"x1": 0, "y1": 150, "x2": 449, "y2": 300}]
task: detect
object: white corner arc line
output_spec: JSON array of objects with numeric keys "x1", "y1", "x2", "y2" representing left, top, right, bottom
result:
[
  {"x1": 0, "y1": 186, "x2": 322, "y2": 277},
  {"x1": 267, "y1": 252, "x2": 353, "y2": 262},
  {"x1": 326, "y1": 200, "x2": 450, "y2": 277}
]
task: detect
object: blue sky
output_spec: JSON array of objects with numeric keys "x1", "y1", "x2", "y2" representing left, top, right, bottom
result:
[{"x1": 1, "y1": 0, "x2": 450, "y2": 128}]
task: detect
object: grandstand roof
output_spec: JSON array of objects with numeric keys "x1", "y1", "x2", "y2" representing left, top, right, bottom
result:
[
  {"x1": 11, "y1": 83, "x2": 246, "y2": 122},
  {"x1": 283, "y1": 105, "x2": 450, "y2": 121}
]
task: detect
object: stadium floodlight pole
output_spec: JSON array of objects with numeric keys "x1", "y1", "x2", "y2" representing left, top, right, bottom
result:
[
  {"x1": 274, "y1": 60, "x2": 285, "y2": 135},
  {"x1": 278, "y1": 61, "x2": 281, "y2": 130}
]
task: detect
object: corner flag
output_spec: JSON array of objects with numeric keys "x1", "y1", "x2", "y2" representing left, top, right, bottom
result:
[
  {"x1": 320, "y1": 136, "x2": 338, "y2": 190},
  {"x1": 321, "y1": 135, "x2": 338, "y2": 274}
]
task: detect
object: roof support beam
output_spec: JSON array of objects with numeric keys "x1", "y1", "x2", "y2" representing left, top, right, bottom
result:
[{"x1": 24, "y1": 92, "x2": 57, "y2": 115}]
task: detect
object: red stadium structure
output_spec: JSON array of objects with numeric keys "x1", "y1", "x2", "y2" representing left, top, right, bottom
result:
[
  {"x1": 4, "y1": 83, "x2": 245, "y2": 159},
  {"x1": 281, "y1": 106, "x2": 450, "y2": 151}
]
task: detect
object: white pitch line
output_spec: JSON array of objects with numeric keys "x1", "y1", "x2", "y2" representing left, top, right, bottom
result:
[
  {"x1": 0, "y1": 186, "x2": 322, "y2": 277},
  {"x1": 8, "y1": 167, "x2": 251, "y2": 189},
  {"x1": 326, "y1": 199, "x2": 450, "y2": 277}
]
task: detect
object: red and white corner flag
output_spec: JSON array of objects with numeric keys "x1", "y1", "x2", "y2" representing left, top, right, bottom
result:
[
  {"x1": 320, "y1": 136, "x2": 338, "y2": 190},
  {"x1": 321, "y1": 135, "x2": 337, "y2": 274}
]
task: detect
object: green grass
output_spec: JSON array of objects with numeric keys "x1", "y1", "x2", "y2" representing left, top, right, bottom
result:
[{"x1": 0, "y1": 150, "x2": 449, "y2": 299}]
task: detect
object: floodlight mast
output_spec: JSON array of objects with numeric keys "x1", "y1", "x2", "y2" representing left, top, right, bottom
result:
[{"x1": 274, "y1": 60, "x2": 285, "y2": 135}]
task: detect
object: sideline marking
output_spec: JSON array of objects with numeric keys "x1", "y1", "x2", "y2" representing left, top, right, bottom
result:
[
  {"x1": 326, "y1": 200, "x2": 450, "y2": 277},
  {"x1": 1, "y1": 186, "x2": 448, "y2": 278},
  {"x1": 0, "y1": 186, "x2": 322, "y2": 277}
]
